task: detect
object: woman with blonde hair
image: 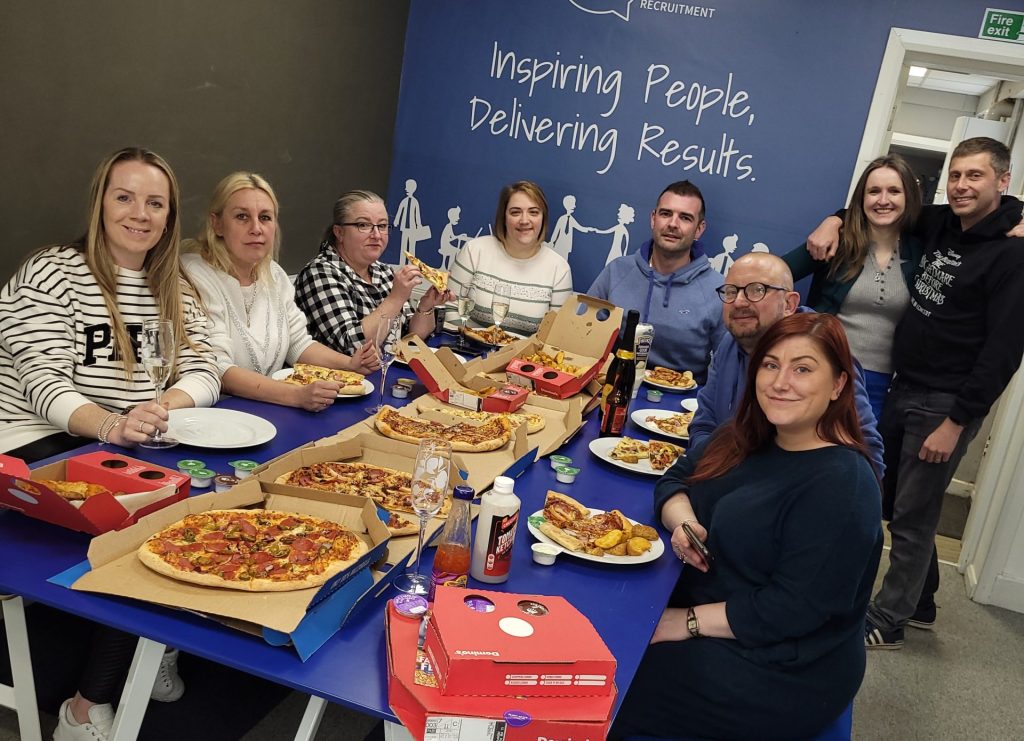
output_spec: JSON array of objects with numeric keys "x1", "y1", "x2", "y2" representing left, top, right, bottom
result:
[
  {"x1": 446, "y1": 180, "x2": 573, "y2": 335},
  {"x1": 0, "y1": 146, "x2": 219, "y2": 461},
  {"x1": 0, "y1": 146, "x2": 219, "y2": 740},
  {"x1": 183, "y1": 172, "x2": 378, "y2": 412}
]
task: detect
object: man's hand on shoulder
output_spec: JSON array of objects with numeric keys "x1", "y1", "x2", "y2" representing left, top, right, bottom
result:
[
  {"x1": 806, "y1": 215, "x2": 843, "y2": 260},
  {"x1": 918, "y1": 417, "x2": 964, "y2": 464},
  {"x1": 1007, "y1": 213, "x2": 1024, "y2": 239}
]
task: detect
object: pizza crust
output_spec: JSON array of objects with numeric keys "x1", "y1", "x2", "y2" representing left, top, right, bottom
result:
[{"x1": 374, "y1": 406, "x2": 512, "y2": 453}]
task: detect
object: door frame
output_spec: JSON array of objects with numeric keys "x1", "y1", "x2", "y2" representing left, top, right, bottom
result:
[{"x1": 854, "y1": 28, "x2": 1024, "y2": 610}]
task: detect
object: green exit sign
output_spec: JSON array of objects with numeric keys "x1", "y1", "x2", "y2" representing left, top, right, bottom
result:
[{"x1": 980, "y1": 8, "x2": 1024, "y2": 43}]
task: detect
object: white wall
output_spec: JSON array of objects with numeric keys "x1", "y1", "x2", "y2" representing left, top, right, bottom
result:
[{"x1": 893, "y1": 87, "x2": 980, "y2": 140}]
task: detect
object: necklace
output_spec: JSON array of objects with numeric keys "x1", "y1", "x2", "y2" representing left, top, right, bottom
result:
[
  {"x1": 870, "y1": 239, "x2": 899, "y2": 282},
  {"x1": 242, "y1": 268, "x2": 259, "y2": 325}
]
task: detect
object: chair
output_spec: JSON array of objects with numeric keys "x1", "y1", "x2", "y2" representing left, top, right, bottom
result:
[
  {"x1": 623, "y1": 701, "x2": 852, "y2": 741},
  {"x1": 0, "y1": 595, "x2": 42, "y2": 741}
]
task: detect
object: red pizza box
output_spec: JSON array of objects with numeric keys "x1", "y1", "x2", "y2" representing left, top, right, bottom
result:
[
  {"x1": 425, "y1": 588, "x2": 615, "y2": 699},
  {"x1": 406, "y1": 336, "x2": 529, "y2": 414},
  {"x1": 387, "y1": 603, "x2": 614, "y2": 741},
  {"x1": 0, "y1": 451, "x2": 188, "y2": 535}
]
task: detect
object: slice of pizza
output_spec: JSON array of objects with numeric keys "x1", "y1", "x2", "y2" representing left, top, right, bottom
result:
[
  {"x1": 384, "y1": 511, "x2": 419, "y2": 537},
  {"x1": 648, "y1": 440, "x2": 685, "y2": 470},
  {"x1": 609, "y1": 437, "x2": 650, "y2": 464},
  {"x1": 463, "y1": 325, "x2": 519, "y2": 346},
  {"x1": 646, "y1": 366, "x2": 697, "y2": 389},
  {"x1": 37, "y1": 479, "x2": 114, "y2": 501},
  {"x1": 543, "y1": 491, "x2": 590, "y2": 528},
  {"x1": 405, "y1": 253, "x2": 448, "y2": 293},
  {"x1": 440, "y1": 407, "x2": 546, "y2": 434}
]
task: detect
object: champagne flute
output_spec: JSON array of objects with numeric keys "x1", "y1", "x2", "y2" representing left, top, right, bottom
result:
[
  {"x1": 492, "y1": 282, "x2": 510, "y2": 332},
  {"x1": 395, "y1": 438, "x2": 452, "y2": 595},
  {"x1": 455, "y1": 281, "x2": 475, "y2": 349},
  {"x1": 366, "y1": 314, "x2": 402, "y2": 414},
  {"x1": 138, "y1": 318, "x2": 179, "y2": 449}
]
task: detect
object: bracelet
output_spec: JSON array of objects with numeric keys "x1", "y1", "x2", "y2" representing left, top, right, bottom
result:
[
  {"x1": 686, "y1": 606, "x2": 701, "y2": 638},
  {"x1": 415, "y1": 306, "x2": 435, "y2": 315},
  {"x1": 97, "y1": 412, "x2": 123, "y2": 444}
]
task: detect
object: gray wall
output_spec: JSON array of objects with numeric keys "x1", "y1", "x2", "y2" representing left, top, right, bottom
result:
[{"x1": 0, "y1": 0, "x2": 410, "y2": 280}]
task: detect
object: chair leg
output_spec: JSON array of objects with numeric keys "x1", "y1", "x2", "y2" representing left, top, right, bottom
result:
[{"x1": 2, "y1": 596, "x2": 43, "y2": 741}]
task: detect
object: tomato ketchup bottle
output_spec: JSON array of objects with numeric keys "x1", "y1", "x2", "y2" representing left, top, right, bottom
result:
[{"x1": 428, "y1": 484, "x2": 474, "y2": 601}]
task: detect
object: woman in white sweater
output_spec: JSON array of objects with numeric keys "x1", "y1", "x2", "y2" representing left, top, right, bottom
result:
[
  {"x1": 0, "y1": 147, "x2": 220, "y2": 461},
  {"x1": 445, "y1": 180, "x2": 573, "y2": 335},
  {"x1": 183, "y1": 172, "x2": 378, "y2": 412}
]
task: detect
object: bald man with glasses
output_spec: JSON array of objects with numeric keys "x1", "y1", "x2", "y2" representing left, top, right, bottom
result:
[{"x1": 688, "y1": 252, "x2": 884, "y2": 474}]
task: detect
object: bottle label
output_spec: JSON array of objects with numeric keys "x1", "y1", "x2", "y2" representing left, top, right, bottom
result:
[
  {"x1": 483, "y1": 510, "x2": 519, "y2": 578},
  {"x1": 428, "y1": 570, "x2": 468, "y2": 601},
  {"x1": 604, "y1": 405, "x2": 627, "y2": 435}
]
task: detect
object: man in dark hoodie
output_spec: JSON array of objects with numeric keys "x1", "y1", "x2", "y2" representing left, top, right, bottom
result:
[
  {"x1": 588, "y1": 180, "x2": 724, "y2": 384},
  {"x1": 848, "y1": 137, "x2": 1024, "y2": 649}
]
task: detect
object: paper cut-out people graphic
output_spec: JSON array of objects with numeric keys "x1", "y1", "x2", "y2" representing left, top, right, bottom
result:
[
  {"x1": 751, "y1": 242, "x2": 770, "y2": 253},
  {"x1": 438, "y1": 206, "x2": 481, "y2": 271},
  {"x1": 550, "y1": 195, "x2": 595, "y2": 260},
  {"x1": 710, "y1": 234, "x2": 739, "y2": 275},
  {"x1": 394, "y1": 178, "x2": 431, "y2": 264},
  {"x1": 594, "y1": 204, "x2": 635, "y2": 265}
]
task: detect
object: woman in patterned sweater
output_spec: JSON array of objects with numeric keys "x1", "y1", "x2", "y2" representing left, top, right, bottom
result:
[
  {"x1": 183, "y1": 173, "x2": 378, "y2": 412},
  {"x1": 0, "y1": 147, "x2": 220, "y2": 462},
  {"x1": 445, "y1": 180, "x2": 574, "y2": 336}
]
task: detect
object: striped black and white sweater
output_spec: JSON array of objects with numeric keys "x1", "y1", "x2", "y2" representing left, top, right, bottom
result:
[{"x1": 0, "y1": 245, "x2": 221, "y2": 452}]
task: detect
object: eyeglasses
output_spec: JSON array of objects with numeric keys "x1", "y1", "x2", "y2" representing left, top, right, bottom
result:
[
  {"x1": 340, "y1": 222, "x2": 390, "y2": 235},
  {"x1": 715, "y1": 282, "x2": 788, "y2": 304}
]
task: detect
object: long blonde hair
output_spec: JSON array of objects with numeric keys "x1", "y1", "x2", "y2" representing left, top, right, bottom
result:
[
  {"x1": 183, "y1": 171, "x2": 281, "y2": 281},
  {"x1": 76, "y1": 147, "x2": 195, "y2": 376}
]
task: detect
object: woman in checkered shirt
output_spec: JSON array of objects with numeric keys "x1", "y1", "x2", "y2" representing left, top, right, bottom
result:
[{"x1": 294, "y1": 190, "x2": 452, "y2": 355}]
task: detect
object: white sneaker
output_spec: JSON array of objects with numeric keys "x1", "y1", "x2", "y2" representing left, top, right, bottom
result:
[
  {"x1": 150, "y1": 647, "x2": 185, "y2": 702},
  {"x1": 53, "y1": 699, "x2": 114, "y2": 741}
]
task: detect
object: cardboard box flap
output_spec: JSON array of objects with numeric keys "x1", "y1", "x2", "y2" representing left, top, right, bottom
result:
[{"x1": 541, "y1": 293, "x2": 621, "y2": 352}]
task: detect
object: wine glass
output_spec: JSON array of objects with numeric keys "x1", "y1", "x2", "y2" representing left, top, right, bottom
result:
[
  {"x1": 138, "y1": 318, "x2": 179, "y2": 449},
  {"x1": 395, "y1": 438, "x2": 452, "y2": 595},
  {"x1": 365, "y1": 314, "x2": 402, "y2": 414},
  {"x1": 492, "y1": 282, "x2": 510, "y2": 331},
  {"x1": 455, "y1": 281, "x2": 475, "y2": 349}
]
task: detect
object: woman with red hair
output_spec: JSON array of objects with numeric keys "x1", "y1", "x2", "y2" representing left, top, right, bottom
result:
[{"x1": 611, "y1": 313, "x2": 883, "y2": 740}]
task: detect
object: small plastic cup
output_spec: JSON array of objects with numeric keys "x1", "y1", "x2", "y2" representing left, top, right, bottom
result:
[
  {"x1": 176, "y1": 459, "x2": 206, "y2": 472},
  {"x1": 550, "y1": 455, "x2": 572, "y2": 471},
  {"x1": 214, "y1": 474, "x2": 240, "y2": 493},
  {"x1": 646, "y1": 389, "x2": 664, "y2": 403},
  {"x1": 228, "y1": 460, "x2": 259, "y2": 478},
  {"x1": 555, "y1": 466, "x2": 580, "y2": 484},
  {"x1": 532, "y1": 543, "x2": 560, "y2": 566},
  {"x1": 190, "y1": 469, "x2": 215, "y2": 488},
  {"x1": 392, "y1": 594, "x2": 429, "y2": 617},
  {"x1": 391, "y1": 385, "x2": 410, "y2": 399}
]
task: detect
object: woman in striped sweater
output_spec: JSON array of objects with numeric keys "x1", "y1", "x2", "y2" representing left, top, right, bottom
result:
[{"x1": 0, "y1": 147, "x2": 220, "y2": 463}]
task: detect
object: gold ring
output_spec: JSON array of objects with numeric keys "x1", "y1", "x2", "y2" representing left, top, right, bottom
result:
[{"x1": 138, "y1": 420, "x2": 146, "y2": 433}]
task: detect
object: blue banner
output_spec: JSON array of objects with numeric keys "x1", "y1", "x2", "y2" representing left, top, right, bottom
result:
[{"x1": 386, "y1": 0, "x2": 1009, "y2": 292}]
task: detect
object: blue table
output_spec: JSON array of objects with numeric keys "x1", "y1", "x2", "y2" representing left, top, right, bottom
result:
[{"x1": 0, "y1": 383, "x2": 695, "y2": 740}]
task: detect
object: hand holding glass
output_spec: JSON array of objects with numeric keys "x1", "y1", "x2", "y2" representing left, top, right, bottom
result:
[
  {"x1": 395, "y1": 439, "x2": 452, "y2": 595},
  {"x1": 139, "y1": 318, "x2": 178, "y2": 449}
]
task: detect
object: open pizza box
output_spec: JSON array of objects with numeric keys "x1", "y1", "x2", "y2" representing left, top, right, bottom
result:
[
  {"x1": 412, "y1": 394, "x2": 584, "y2": 459},
  {"x1": 403, "y1": 335, "x2": 531, "y2": 413},
  {"x1": 320, "y1": 407, "x2": 536, "y2": 494},
  {"x1": 457, "y1": 294, "x2": 622, "y2": 401},
  {"x1": 387, "y1": 591, "x2": 615, "y2": 741},
  {"x1": 71, "y1": 479, "x2": 398, "y2": 660},
  {"x1": 250, "y1": 433, "x2": 467, "y2": 544},
  {"x1": 0, "y1": 451, "x2": 188, "y2": 535}
]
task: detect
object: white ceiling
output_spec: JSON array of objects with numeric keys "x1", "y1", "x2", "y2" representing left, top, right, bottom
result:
[{"x1": 907, "y1": 68, "x2": 1002, "y2": 96}]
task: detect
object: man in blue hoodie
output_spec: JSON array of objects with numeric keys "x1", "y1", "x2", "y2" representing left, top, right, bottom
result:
[{"x1": 588, "y1": 180, "x2": 725, "y2": 384}]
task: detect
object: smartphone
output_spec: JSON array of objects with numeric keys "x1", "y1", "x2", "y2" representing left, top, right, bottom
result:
[{"x1": 682, "y1": 522, "x2": 713, "y2": 565}]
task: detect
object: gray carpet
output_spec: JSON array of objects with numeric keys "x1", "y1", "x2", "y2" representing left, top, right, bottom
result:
[{"x1": 3, "y1": 552, "x2": 1023, "y2": 740}]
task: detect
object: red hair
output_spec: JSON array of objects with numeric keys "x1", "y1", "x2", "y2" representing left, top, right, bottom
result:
[{"x1": 690, "y1": 313, "x2": 871, "y2": 483}]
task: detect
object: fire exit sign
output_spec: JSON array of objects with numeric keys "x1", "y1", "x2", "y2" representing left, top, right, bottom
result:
[{"x1": 980, "y1": 8, "x2": 1024, "y2": 43}]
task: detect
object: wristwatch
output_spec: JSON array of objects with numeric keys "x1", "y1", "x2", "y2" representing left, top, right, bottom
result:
[{"x1": 686, "y1": 606, "x2": 701, "y2": 638}]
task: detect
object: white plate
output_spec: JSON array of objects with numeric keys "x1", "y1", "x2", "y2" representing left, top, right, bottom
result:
[
  {"x1": 643, "y1": 370, "x2": 698, "y2": 392},
  {"x1": 166, "y1": 408, "x2": 277, "y2": 449},
  {"x1": 270, "y1": 369, "x2": 374, "y2": 398},
  {"x1": 527, "y1": 509, "x2": 664, "y2": 565},
  {"x1": 588, "y1": 437, "x2": 683, "y2": 477},
  {"x1": 680, "y1": 398, "x2": 699, "y2": 412},
  {"x1": 630, "y1": 409, "x2": 693, "y2": 441},
  {"x1": 394, "y1": 346, "x2": 466, "y2": 366}
]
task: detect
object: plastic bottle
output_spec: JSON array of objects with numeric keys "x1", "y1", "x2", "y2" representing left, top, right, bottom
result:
[
  {"x1": 470, "y1": 476, "x2": 521, "y2": 584},
  {"x1": 428, "y1": 484, "x2": 475, "y2": 601}
]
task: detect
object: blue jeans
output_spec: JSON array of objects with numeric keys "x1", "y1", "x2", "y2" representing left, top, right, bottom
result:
[
  {"x1": 862, "y1": 369, "x2": 892, "y2": 426},
  {"x1": 868, "y1": 377, "x2": 982, "y2": 630}
]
